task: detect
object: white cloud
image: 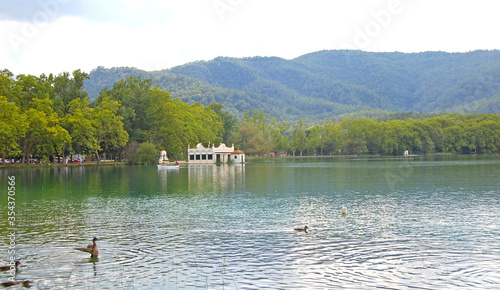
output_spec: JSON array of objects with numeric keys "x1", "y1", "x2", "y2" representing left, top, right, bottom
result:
[{"x1": 1, "y1": 0, "x2": 499, "y2": 76}]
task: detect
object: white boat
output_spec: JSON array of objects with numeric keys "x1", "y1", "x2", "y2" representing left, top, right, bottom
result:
[
  {"x1": 157, "y1": 163, "x2": 179, "y2": 169},
  {"x1": 157, "y1": 149, "x2": 179, "y2": 169},
  {"x1": 403, "y1": 150, "x2": 418, "y2": 157}
]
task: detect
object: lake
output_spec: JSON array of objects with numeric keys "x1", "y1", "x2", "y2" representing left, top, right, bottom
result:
[{"x1": 1, "y1": 157, "x2": 499, "y2": 289}]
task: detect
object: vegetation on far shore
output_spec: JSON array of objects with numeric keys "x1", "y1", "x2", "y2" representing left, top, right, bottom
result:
[{"x1": 1, "y1": 68, "x2": 499, "y2": 166}]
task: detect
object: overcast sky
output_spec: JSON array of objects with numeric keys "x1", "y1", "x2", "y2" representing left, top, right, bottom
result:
[{"x1": 1, "y1": 0, "x2": 499, "y2": 76}]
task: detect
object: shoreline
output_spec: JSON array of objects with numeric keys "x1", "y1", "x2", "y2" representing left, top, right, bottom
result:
[
  {"x1": 1, "y1": 153, "x2": 498, "y2": 168},
  {"x1": 0, "y1": 160, "x2": 190, "y2": 168}
]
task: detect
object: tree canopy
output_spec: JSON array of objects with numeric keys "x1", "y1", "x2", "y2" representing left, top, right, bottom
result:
[
  {"x1": 1, "y1": 67, "x2": 499, "y2": 165},
  {"x1": 0, "y1": 70, "x2": 227, "y2": 164}
]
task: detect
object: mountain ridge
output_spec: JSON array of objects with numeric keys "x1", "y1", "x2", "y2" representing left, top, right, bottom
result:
[{"x1": 84, "y1": 50, "x2": 500, "y2": 120}]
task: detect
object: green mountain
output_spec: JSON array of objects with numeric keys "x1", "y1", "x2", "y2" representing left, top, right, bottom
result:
[{"x1": 84, "y1": 50, "x2": 500, "y2": 120}]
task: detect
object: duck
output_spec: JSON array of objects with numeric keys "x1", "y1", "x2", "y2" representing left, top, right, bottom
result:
[
  {"x1": 0, "y1": 261, "x2": 20, "y2": 272},
  {"x1": 294, "y1": 226, "x2": 309, "y2": 233},
  {"x1": 75, "y1": 237, "x2": 99, "y2": 258},
  {"x1": 0, "y1": 280, "x2": 32, "y2": 287}
]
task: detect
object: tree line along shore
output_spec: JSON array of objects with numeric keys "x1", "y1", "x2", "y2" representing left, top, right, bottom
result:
[{"x1": 1, "y1": 69, "x2": 499, "y2": 165}]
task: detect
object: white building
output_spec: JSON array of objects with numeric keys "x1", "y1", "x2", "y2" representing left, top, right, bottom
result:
[
  {"x1": 231, "y1": 149, "x2": 245, "y2": 164},
  {"x1": 188, "y1": 143, "x2": 235, "y2": 164},
  {"x1": 159, "y1": 149, "x2": 168, "y2": 164}
]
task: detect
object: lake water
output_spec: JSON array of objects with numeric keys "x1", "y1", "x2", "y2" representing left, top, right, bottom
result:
[{"x1": 1, "y1": 157, "x2": 499, "y2": 289}]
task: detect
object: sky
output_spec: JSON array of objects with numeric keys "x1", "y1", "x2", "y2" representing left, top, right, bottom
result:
[{"x1": 1, "y1": 0, "x2": 500, "y2": 76}]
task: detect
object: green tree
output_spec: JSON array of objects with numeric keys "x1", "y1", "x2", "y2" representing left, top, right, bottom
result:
[
  {"x1": 0, "y1": 69, "x2": 15, "y2": 100},
  {"x1": 234, "y1": 110, "x2": 274, "y2": 155},
  {"x1": 323, "y1": 121, "x2": 342, "y2": 155},
  {"x1": 340, "y1": 119, "x2": 368, "y2": 155},
  {"x1": 69, "y1": 97, "x2": 128, "y2": 163},
  {"x1": 0, "y1": 97, "x2": 26, "y2": 163},
  {"x1": 442, "y1": 125, "x2": 467, "y2": 153},
  {"x1": 272, "y1": 120, "x2": 290, "y2": 155},
  {"x1": 146, "y1": 88, "x2": 224, "y2": 158},
  {"x1": 96, "y1": 76, "x2": 153, "y2": 142},
  {"x1": 235, "y1": 122, "x2": 260, "y2": 155},
  {"x1": 52, "y1": 70, "x2": 89, "y2": 117},
  {"x1": 90, "y1": 98, "x2": 129, "y2": 163},
  {"x1": 208, "y1": 102, "x2": 237, "y2": 144},
  {"x1": 133, "y1": 142, "x2": 158, "y2": 165},
  {"x1": 66, "y1": 98, "x2": 96, "y2": 162},
  {"x1": 291, "y1": 119, "x2": 308, "y2": 156},
  {"x1": 20, "y1": 98, "x2": 70, "y2": 163},
  {"x1": 306, "y1": 125, "x2": 324, "y2": 155},
  {"x1": 11, "y1": 74, "x2": 53, "y2": 111}
]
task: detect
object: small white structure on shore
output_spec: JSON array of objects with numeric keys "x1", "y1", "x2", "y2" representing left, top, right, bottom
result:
[
  {"x1": 231, "y1": 149, "x2": 245, "y2": 164},
  {"x1": 188, "y1": 143, "x2": 236, "y2": 164},
  {"x1": 159, "y1": 149, "x2": 168, "y2": 164},
  {"x1": 403, "y1": 150, "x2": 418, "y2": 157}
]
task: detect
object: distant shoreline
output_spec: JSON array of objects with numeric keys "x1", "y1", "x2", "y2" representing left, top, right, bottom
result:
[{"x1": 1, "y1": 153, "x2": 497, "y2": 168}]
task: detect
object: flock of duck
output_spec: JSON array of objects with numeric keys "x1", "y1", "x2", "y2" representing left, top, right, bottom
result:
[
  {"x1": 0, "y1": 237, "x2": 99, "y2": 288},
  {"x1": 1, "y1": 206, "x2": 346, "y2": 287}
]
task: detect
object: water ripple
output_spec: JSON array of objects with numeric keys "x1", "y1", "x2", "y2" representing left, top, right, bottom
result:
[{"x1": 3, "y1": 160, "x2": 500, "y2": 289}]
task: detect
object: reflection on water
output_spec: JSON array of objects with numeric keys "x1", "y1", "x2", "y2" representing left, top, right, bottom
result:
[
  {"x1": 0, "y1": 158, "x2": 499, "y2": 289},
  {"x1": 187, "y1": 164, "x2": 245, "y2": 193}
]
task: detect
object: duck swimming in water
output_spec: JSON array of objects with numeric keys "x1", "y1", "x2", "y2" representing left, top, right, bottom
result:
[
  {"x1": 294, "y1": 226, "x2": 309, "y2": 233},
  {"x1": 0, "y1": 261, "x2": 20, "y2": 272},
  {"x1": 0, "y1": 280, "x2": 32, "y2": 287},
  {"x1": 75, "y1": 237, "x2": 99, "y2": 258}
]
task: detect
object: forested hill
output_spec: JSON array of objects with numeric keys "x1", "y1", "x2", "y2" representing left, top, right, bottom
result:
[{"x1": 85, "y1": 50, "x2": 500, "y2": 120}]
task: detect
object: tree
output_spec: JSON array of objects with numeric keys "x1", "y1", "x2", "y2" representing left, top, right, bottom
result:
[
  {"x1": 95, "y1": 75, "x2": 153, "y2": 142},
  {"x1": 11, "y1": 73, "x2": 52, "y2": 111},
  {"x1": 145, "y1": 87, "x2": 224, "y2": 158},
  {"x1": 323, "y1": 121, "x2": 342, "y2": 155},
  {"x1": 0, "y1": 97, "x2": 26, "y2": 163},
  {"x1": 234, "y1": 110, "x2": 275, "y2": 155},
  {"x1": 0, "y1": 69, "x2": 15, "y2": 100},
  {"x1": 52, "y1": 70, "x2": 89, "y2": 117},
  {"x1": 340, "y1": 119, "x2": 368, "y2": 155},
  {"x1": 89, "y1": 98, "x2": 129, "y2": 163},
  {"x1": 306, "y1": 125, "x2": 324, "y2": 155},
  {"x1": 208, "y1": 102, "x2": 237, "y2": 144},
  {"x1": 291, "y1": 119, "x2": 309, "y2": 156},
  {"x1": 20, "y1": 98, "x2": 70, "y2": 163},
  {"x1": 69, "y1": 97, "x2": 128, "y2": 164},
  {"x1": 147, "y1": 88, "x2": 191, "y2": 157},
  {"x1": 442, "y1": 125, "x2": 467, "y2": 153},
  {"x1": 66, "y1": 98, "x2": 96, "y2": 162},
  {"x1": 272, "y1": 121, "x2": 290, "y2": 155},
  {"x1": 133, "y1": 142, "x2": 158, "y2": 165},
  {"x1": 235, "y1": 122, "x2": 259, "y2": 155}
]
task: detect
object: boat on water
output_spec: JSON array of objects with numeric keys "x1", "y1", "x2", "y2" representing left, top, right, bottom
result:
[
  {"x1": 157, "y1": 148, "x2": 179, "y2": 169},
  {"x1": 403, "y1": 150, "x2": 418, "y2": 157},
  {"x1": 158, "y1": 163, "x2": 179, "y2": 169}
]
